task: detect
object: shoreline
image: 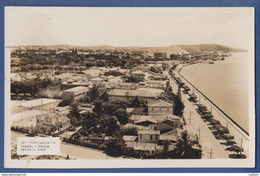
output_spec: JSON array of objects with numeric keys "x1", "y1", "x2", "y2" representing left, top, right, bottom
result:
[
  {"x1": 178, "y1": 63, "x2": 249, "y2": 136},
  {"x1": 172, "y1": 62, "x2": 249, "y2": 157}
]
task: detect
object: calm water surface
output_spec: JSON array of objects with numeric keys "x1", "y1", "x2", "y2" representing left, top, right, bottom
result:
[{"x1": 181, "y1": 52, "x2": 249, "y2": 132}]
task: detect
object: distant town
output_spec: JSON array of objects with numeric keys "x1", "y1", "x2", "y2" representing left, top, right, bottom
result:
[{"x1": 9, "y1": 44, "x2": 247, "y2": 160}]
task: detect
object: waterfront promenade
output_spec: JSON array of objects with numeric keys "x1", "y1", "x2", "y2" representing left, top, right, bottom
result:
[{"x1": 166, "y1": 63, "x2": 250, "y2": 158}]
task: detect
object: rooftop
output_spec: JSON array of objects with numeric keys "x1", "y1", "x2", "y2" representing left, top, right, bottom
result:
[
  {"x1": 148, "y1": 100, "x2": 173, "y2": 107},
  {"x1": 108, "y1": 89, "x2": 160, "y2": 98},
  {"x1": 123, "y1": 135, "x2": 137, "y2": 142},
  {"x1": 138, "y1": 130, "x2": 160, "y2": 135},
  {"x1": 63, "y1": 86, "x2": 89, "y2": 93},
  {"x1": 135, "y1": 118, "x2": 157, "y2": 125},
  {"x1": 91, "y1": 77, "x2": 104, "y2": 81},
  {"x1": 13, "y1": 98, "x2": 60, "y2": 108},
  {"x1": 37, "y1": 112, "x2": 70, "y2": 122}
]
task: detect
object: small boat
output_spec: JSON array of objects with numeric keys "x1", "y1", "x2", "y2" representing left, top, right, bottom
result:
[{"x1": 208, "y1": 60, "x2": 214, "y2": 64}]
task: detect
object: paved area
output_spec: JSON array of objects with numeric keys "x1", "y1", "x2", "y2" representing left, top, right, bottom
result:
[
  {"x1": 164, "y1": 64, "x2": 246, "y2": 159},
  {"x1": 176, "y1": 64, "x2": 249, "y2": 157}
]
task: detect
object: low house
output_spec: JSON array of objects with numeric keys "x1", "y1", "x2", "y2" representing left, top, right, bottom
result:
[
  {"x1": 129, "y1": 115, "x2": 152, "y2": 124},
  {"x1": 151, "y1": 115, "x2": 183, "y2": 132},
  {"x1": 131, "y1": 71, "x2": 145, "y2": 82},
  {"x1": 36, "y1": 112, "x2": 70, "y2": 134},
  {"x1": 148, "y1": 100, "x2": 173, "y2": 116},
  {"x1": 79, "y1": 103, "x2": 94, "y2": 114},
  {"x1": 61, "y1": 80, "x2": 89, "y2": 90},
  {"x1": 135, "y1": 118, "x2": 157, "y2": 127},
  {"x1": 108, "y1": 89, "x2": 161, "y2": 104},
  {"x1": 154, "y1": 52, "x2": 167, "y2": 59},
  {"x1": 138, "y1": 130, "x2": 160, "y2": 143},
  {"x1": 130, "y1": 66, "x2": 150, "y2": 73},
  {"x1": 62, "y1": 86, "x2": 89, "y2": 103},
  {"x1": 143, "y1": 81, "x2": 166, "y2": 90},
  {"x1": 123, "y1": 135, "x2": 137, "y2": 147},
  {"x1": 90, "y1": 77, "x2": 104, "y2": 85}
]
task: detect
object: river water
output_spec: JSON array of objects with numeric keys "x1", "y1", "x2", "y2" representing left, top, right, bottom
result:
[{"x1": 181, "y1": 52, "x2": 249, "y2": 133}]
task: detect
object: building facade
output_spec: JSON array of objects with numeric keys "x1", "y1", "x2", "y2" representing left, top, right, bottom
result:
[
  {"x1": 154, "y1": 52, "x2": 167, "y2": 59},
  {"x1": 138, "y1": 130, "x2": 160, "y2": 143},
  {"x1": 148, "y1": 100, "x2": 173, "y2": 116},
  {"x1": 36, "y1": 112, "x2": 70, "y2": 134},
  {"x1": 62, "y1": 86, "x2": 89, "y2": 103}
]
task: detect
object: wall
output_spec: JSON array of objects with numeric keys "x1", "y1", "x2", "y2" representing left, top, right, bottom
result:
[{"x1": 138, "y1": 134, "x2": 159, "y2": 143}]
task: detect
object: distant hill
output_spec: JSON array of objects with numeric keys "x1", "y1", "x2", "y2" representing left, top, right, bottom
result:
[
  {"x1": 14, "y1": 44, "x2": 247, "y2": 54},
  {"x1": 177, "y1": 44, "x2": 247, "y2": 53}
]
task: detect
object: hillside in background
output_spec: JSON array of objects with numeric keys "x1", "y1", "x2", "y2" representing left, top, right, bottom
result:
[
  {"x1": 177, "y1": 44, "x2": 247, "y2": 53},
  {"x1": 14, "y1": 44, "x2": 247, "y2": 54}
]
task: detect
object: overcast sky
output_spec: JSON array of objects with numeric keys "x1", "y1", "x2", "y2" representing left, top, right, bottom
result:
[{"x1": 5, "y1": 7, "x2": 254, "y2": 49}]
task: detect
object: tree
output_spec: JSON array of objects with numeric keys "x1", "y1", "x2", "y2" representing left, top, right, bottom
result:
[
  {"x1": 173, "y1": 130, "x2": 202, "y2": 159},
  {"x1": 173, "y1": 89, "x2": 185, "y2": 116},
  {"x1": 100, "y1": 116, "x2": 119, "y2": 136},
  {"x1": 120, "y1": 125, "x2": 138, "y2": 136},
  {"x1": 113, "y1": 108, "x2": 129, "y2": 125},
  {"x1": 162, "y1": 140, "x2": 171, "y2": 153},
  {"x1": 68, "y1": 102, "x2": 81, "y2": 126},
  {"x1": 130, "y1": 96, "x2": 146, "y2": 108},
  {"x1": 105, "y1": 133, "x2": 126, "y2": 157},
  {"x1": 99, "y1": 90, "x2": 109, "y2": 102},
  {"x1": 88, "y1": 84, "x2": 101, "y2": 102},
  {"x1": 81, "y1": 112, "x2": 100, "y2": 135},
  {"x1": 103, "y1": 103, "x2": 118, "y2": 116},
  {"x1": 93, "y1": 100, "x2": 104, "y2": 118}
]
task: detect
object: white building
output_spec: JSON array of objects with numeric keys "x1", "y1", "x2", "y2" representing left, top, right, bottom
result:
[
  {"x1": 148, "y1": 100, "x2": 173, "y2": 116},
  {"x1": 62, "y1": 86, "x2": 89, "y2": 103},
  {"x1": 138, "y1": 130, "x2": 160, "y2": 143}
]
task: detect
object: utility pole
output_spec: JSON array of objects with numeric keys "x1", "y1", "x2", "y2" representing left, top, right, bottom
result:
[
  {"x1": 209, "y1": 148, "x2": 213, "y2": 159},
  {"x1": 198, "y1": 127, "x2": 201, "y2": 143},
  {"x1": 189, "y1": 111, "x2": 192, "y2": 125},
  {"x1": 241, "y1": 138, "x2": 243, "y2": 148}
]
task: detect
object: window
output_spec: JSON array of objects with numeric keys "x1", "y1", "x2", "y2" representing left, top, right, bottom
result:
[
  {"x1": 150, "y1": 135, "x2": 153, "y2": 140},
  {"x1": 140, "y1": 134, "x2": 142, "y2": 139}
]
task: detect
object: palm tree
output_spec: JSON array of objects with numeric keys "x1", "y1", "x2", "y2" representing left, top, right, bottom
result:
[{"x1": 173, "y1": 130, "x2": 202, "y2": 159}]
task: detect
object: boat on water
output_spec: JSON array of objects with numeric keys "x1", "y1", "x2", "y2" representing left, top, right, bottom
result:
[{"x1": 208, "y1": 60, "x2": 214, "y2": 64}]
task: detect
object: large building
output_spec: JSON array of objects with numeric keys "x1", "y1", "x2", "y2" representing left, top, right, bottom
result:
[
  {"x1": 36, "y1": 112, "x2": 70, "y2": 134},
  {"x1": 132, "y1": 50, "x2": 144, "y2": 55},
  {"x1": 108, "y1": 88, "x2": 163, "y2": 104},
  {"x1": 62, "y1": 86, "x2": 89, "y2": 103},
  {"x1": 154, "y1": 52, "x2": 167, "y2": 59},
  {"x1": 148, "y1": 100, "x2": 173, "y2": 116}
]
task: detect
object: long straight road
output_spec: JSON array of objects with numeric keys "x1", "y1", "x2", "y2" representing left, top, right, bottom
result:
[
  {"x1": 177, "y1": 64, "x2": 249, "y2": 157},
  {"x1": 182, "y1": 92, "x2": 229, "y2": 158},
  {"x1": 164, "y1": 64, "x2": 229, "y2": 159}
]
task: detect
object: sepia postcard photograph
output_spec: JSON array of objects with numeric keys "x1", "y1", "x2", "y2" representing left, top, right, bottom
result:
[{"x1": 4, "y1": 7, "x2": 255, "y2": 168}]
